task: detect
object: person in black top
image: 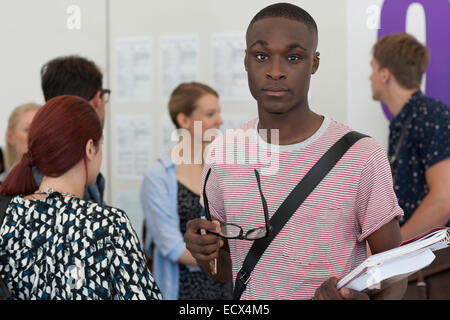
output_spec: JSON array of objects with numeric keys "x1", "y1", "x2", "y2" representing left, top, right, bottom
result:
[
  {"x1": 370, "y1": 33, "x2": 450, "y2": 241},
  {"x1": 0, "y1": 95, "x2": 162, "y2": 300}
]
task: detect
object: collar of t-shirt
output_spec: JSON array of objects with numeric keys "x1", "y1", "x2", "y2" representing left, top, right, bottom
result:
[
  {"x1": 254, "y1": 116, "x2": 331, "y2": 152},
  {"x1": 389, "y1": 90, "x2": 422, "y2": 131}
]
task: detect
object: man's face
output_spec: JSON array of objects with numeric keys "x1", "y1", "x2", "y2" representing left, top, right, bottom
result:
[
  {"x1": 97, "y1": 95, "x2": 106, "y2": 129},
  {"x1": 369, "y1": 58, "x2": 385, "y2": 102},
  {"x1": 245, "y1": 17, "x2": 319, "y2": 115},
  {"x1": 88, "y1": 90, "x2": 106, "y2": 129}
]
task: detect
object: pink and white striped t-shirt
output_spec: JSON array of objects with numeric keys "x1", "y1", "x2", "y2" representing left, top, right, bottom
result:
[{"x1": 200, "y1": 117, "x2": 403, "y2": 300}]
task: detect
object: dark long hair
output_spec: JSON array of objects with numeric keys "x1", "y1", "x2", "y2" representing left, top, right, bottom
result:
[{"x1": 0, "y1": 95, "x2": 102, "y2": 196}]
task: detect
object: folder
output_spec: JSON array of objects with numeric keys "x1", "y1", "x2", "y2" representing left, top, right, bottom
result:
[{"x1": 336, "y1": 227, "x2": 450, "y2": 292}]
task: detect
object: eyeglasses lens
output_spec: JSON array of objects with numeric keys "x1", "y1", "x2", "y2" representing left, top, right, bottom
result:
[
  {"x1": 246, "y1": 227, "x2": 267, "y2": 240},
  {"x1": 219, "y1": 224, "x2": 241, "y2": 238}
]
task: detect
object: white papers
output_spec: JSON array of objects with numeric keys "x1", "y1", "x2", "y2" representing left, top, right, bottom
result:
[
  {"x1": 115, "y1": 37, "x2": 153, "y2": 102},
  {"x1": 160, "y1": 35, "x2": 200, "y2": 101},
  {"x1": 343, "y1": 249, "x2": 435, "y2": 292},
  {"x1": 337, "y1": 228, "x2": 450, "y2": 292},
  {"x1": 211, "y1": 33, "x2": 252, "y2": 101},
  {"x1": 115, "y1": 115, "x2": 153, "y2": 180}
]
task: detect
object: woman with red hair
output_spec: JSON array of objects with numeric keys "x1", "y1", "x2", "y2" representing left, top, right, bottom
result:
[{"x1": 0, "y1": 95, "x2": 162, "y2": 300}]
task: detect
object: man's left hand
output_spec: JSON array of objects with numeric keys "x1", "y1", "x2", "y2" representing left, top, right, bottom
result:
[{"x1": 313, "y1": 277, "x2": 369, "y2": 300}]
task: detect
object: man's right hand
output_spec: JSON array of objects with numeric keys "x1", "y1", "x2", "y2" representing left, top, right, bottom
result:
[{"x1": 184, "y1": 218, "x2": 223, "y2": 262}]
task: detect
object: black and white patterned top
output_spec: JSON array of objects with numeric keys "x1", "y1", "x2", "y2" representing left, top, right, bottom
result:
[{"x1": 0, "y1": 192, "x2": 162, "y2": 300}]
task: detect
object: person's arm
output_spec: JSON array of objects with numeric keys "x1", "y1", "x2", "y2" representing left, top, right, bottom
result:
[
  {"x1": 140, "y1": 168, "x2": 186, "y2": 266},
  {"x1": 177, "y1": 249, "x2": 198, "y2": 266},
  {"x1": 315, "y1": 141, "x2": 406, "y2": 300},
  {"x1": 314, "y1": 219, "x2": 407, "y2": 300},
  {"x1": 365, "y1": 218, "x2": 407, "y2": 299},
  {"x1": 401, "y1": 158, "x2": 450, "y2": 241},
  {"x1": 184, "y1": 218, "x2": 232, "y2": 283}
]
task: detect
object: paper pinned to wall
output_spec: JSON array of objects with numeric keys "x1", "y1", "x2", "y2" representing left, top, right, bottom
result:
[
  {"x1": 211, "y1": 33, "x2": 252, "y2": 101},
  {"x1": 115, "y1": 115, "x2": 153, "y2": 180},
  {"x1": 160, "y1": 35, "x2": 200, "y2": 101},
  {"x1": 115, "y1": 37, "x2": 153, "y2": 102}
]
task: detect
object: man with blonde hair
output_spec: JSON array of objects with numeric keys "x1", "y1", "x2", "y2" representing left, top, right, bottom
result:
[{"x1": 370, "y1": 33, "x2": 450, "y2": 241}]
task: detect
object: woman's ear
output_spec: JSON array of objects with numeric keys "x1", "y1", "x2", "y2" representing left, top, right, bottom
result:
[
  {"x1": 85, "y1": 139, "x2": 96, "y2": 161},
  {"x1": 176, "y1": 113, "x2": 191, "y2": 130}
]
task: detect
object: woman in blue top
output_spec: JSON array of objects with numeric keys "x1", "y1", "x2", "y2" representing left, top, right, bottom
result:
[{"x1": 140, "y1": 82, "x2": 232, "y2": 300}]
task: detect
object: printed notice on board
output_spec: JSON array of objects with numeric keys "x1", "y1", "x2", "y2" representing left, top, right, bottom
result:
[
  {"x1": 115, "y1": 115, "x2": 153, "y2": 180},
  {"x1": 160, "y1": 35, "x2": 200, "y2": 101},
  {"x1": 115, "y1": 37, "x2": 153, "y2": 102},
  {"x1": 211, "y1": 33, "x2": 252, "y2": 101}
]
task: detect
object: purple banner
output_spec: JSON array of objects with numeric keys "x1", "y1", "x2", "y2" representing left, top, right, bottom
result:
[{"x1": 378, "y1": 0, "x2": 450, "y2": 121}]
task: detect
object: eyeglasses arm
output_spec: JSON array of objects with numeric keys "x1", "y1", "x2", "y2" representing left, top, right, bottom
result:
[
  {"x1": 254, "y1": 169, "x2": 271, "y2": 234},
  {"x1": 202, "y1": 168, "x2": 213, "y2": 221}
]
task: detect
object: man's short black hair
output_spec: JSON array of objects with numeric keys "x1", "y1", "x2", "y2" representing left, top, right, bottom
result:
[
  {"x1": 41, "y1": 55, "x2": 103, "y2": 102},
  {"x1": 247, "y1": 2, "x2": 318, "y2": 35}
]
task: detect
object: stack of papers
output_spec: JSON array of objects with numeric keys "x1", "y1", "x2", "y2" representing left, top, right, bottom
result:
[{"x1": 337, "y1": 228, "x2": 450, "y2": 292}]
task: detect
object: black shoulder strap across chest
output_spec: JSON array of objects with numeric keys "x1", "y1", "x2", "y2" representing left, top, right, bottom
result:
[
  {"x1": 0, "y1": 194, "x2": 12, "y2": 300},
  {"x1": 233, "y1": 131, "x2": 369, "y2": 300}
]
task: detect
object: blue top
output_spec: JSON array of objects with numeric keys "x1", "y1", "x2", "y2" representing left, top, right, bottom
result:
[
  {"x1": 140, "y1": 153, "x2": 198, "y2": 300},
  {"x1": 388, "y1": 90, "x2": 450, "y2": 226}
]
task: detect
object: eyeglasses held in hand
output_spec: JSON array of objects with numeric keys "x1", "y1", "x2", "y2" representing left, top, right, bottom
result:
[{"x1": 203, "y1": 168, "x2": 271, "y2": 240}]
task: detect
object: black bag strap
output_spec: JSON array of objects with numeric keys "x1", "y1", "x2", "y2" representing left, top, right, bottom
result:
[
  {"x1": 389, "y1": 116, "x2": 412, "y2": 186},
  {"x1": 0, "y1": 194, "x2": 12, "y2": 300},
  {"x1": 233, "y1": 131, "x2": 368, "y2": 300}
]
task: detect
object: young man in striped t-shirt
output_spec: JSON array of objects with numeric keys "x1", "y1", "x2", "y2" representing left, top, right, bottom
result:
[{"x1": 185, "y1": 3, "x2": 407, "y2": 300}]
